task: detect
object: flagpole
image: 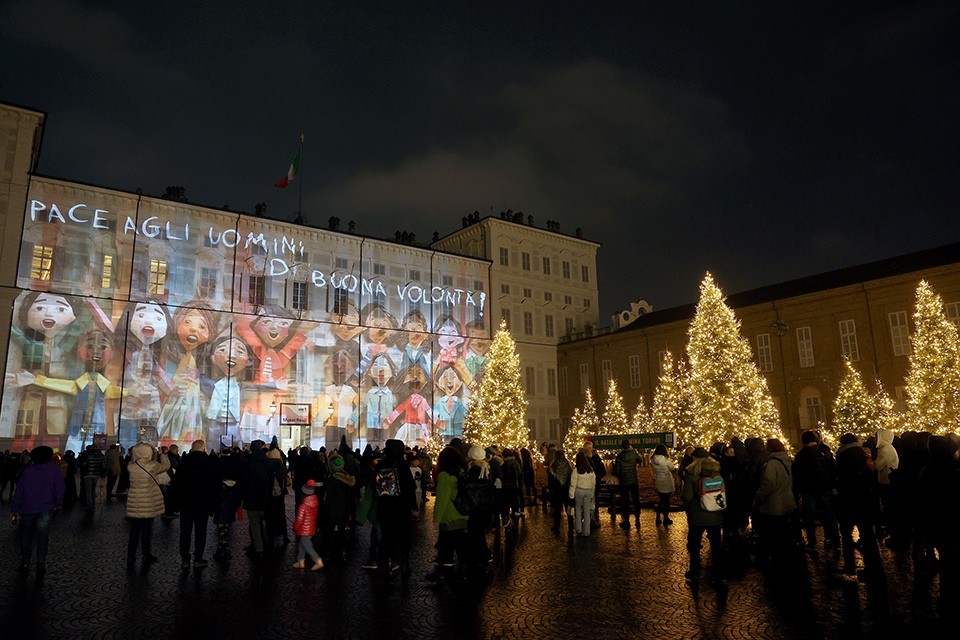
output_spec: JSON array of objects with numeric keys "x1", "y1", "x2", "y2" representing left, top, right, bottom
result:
[{"x1": 297, "y1": 133, "x2": 304, "y2": 220}]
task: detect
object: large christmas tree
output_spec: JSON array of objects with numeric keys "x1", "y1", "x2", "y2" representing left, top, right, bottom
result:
[
  {"x1": 903, "y1": 280, "x2": 960, "y2": 434},
  {"x1": 832, "y1": 359, "x2": 889, "y2": 442},
  {"x1": 563, "y1": 387, "x2": 599, "y2": 460},
  {"x1": 650, "y1": 351, "x2": 691, "y2": 443},
  {"x1": 685, "y1": 273, "x2": 784, "y2": 445},
  {"x1": 461, "y1": 320, "x2": 530, "y2": 449},
  {"x1": 601, "y1": 379, "x2": 631, "y2": 436}
]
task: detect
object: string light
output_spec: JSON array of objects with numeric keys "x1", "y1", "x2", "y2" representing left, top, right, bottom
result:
[{"x1": 563, "y1": 388, "x2": 598, "y2": 460}]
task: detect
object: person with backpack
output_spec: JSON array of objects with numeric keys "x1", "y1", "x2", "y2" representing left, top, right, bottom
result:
[
  {"x1": 614, "y1": 439, "x2": 642, "y2": 529},
  {"x1": 500, "y1": 448, "x2": 525, "y2": 521},
  {"x1": 793, "y1": 430, "x2": 839, "y2": 549},
  {"x1": 426, "y1": 446, "x2": 468, "y2": 581},
  {"x1": 548, "y1": 450, "x2": 573, "y2": 535},
  {"x1": 372, "y1": 439, "x2": 416, "y2": 575},
  {"x1": 682, "y1": 447, "x2": 726, "y2": 587},
  {"x1": 569, "y1": 451, "x2": 596, "y2": 537},
  {"x1": 463, "y1": 446, "x2": 495, "y2": 576},
  {"x1": 753, "y1": 438, "x2": 800, "y2": 566},
  {"x1": 322, "y1": 452, "x2": 356, "y2": 563}
]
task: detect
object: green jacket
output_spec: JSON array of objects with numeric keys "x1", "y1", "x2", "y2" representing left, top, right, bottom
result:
[
  {"x1": 433, "y1": 471, "x2": 467, "y2": 525},
  {"x1": 682, "y1": 457, "x2": 724, "y2": 527},
  {"x1": 615, "y1": 448, "x2": 641, "y2": 486}
]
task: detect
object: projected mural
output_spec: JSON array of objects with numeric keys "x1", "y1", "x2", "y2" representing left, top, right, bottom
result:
[{"x1": 1, "y1": 181, "x2": 490, "y2": 452}]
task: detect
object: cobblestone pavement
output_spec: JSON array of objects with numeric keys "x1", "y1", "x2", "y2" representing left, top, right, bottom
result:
[{"x1": 0, "y1": 494, "x2": 946, "y2": 640}]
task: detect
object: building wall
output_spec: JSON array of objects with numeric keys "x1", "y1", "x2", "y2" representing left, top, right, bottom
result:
[{"x1": 558, "y1": 266, "x2": 960, "y2": 446}]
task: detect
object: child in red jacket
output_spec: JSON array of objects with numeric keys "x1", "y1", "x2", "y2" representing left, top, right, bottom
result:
[{"x1": 292, "y1": 480, "x2": 323, "y2": 571}]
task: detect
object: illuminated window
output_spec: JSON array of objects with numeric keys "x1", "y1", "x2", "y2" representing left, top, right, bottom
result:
[
  {"x1": 889, "y1": 311, "x2": 910, "y2": 356},
  {"x1": 581, "y1": 265, "x2": 589, "y2": 282},
  {"x1": 101, "y1": 255, "x2": 114, "y2": 289},
  {"x1": 628, "y1": 355, "x2": 641, "y2": 388},
  {"x1": 149, "y1": 260, "x2": 168, "y2": 295},
  {"x1": 601, "y1": 359, "x2": 612, "y2": 386},
  {"x1": 523, "y1": 311, "x2": 533, "y2": 335},
  {"x1": 757, "y1": 333, "x2": 773, "y2": 372},
  {"x1": 559, "y1": 367, "x2": 568, "y2": 396},
  {"x1": 542, "y1": 257, "x2": 551, "y2": 275},
  {"x1": 248, "y1": 275, "x2": 265, "y2": 306},
  {"x1": 805, "y1": 396, "x2": 823, "y2": 428},
  {"x1": 547, "y1": 368, "x2": 557, "y2": 396},
  {"x1": 526, "y1": 367, "x2": 536, "y2": 395},
  {"x1": 499, "y1": 247, "x2": 509, "y2": 266},
  {"x1": 30, "y1": 245, "x2": 53, "y2": 281},
  {"x1": 839, "y1": 319, "x2": 860, "y2": 362},
  {"x1": 198, "y1": 267, "x2": 218, "y2": 299},
  {"x1": 946, "y1": 301, "x2": 959, "y2": 329},
  {"x1": 292, "y1": 281, "x2": 308, "y2": 311},
  {"x1": 523, "y1": 288, "x2": 532, "y2": 298},
  {"x1": 521, "y1": 252, "x2": 531, "y2": 270},
  {"x1": 373, "y1": 263, "x2": 386, "y2": 276},
  {"x1": 545, "y1": 315, "x2": 554, "y2": 338},
  {"x1": 796, "y1": 327, "x2": 815, "y2": 367},
  {"x1": 579, "y1": 363, "x2": 589, "y2": 394},
  {"x1": 562, "y1": 261, "x2": 571, "y2": 278}
]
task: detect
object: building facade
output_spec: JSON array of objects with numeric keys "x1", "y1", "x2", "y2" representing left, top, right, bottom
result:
[
  {"x1": 432, "y1": 214, "x2": 600, "y2": 444},
  {"x1": 0, "y1": 102, "x2": 493, "y2": 453},
  {"x1": 558, "y1": 246, "x2": 960, "y2": 446}
]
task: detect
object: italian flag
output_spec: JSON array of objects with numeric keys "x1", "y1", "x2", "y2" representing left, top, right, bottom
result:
[{"x1": 274, "y1": 148, "x2": 301, "y2": 188}]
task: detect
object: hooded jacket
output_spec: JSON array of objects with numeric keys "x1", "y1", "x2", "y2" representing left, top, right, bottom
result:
[
  {"x1": 651, "y1": 454, "x2": 677, "y2": 493},
  {"x1": 125, "y1": 443, "x2": 171, "y2": 519},
  {"x1": 755, "y1": 451, "x2": 797, "y2": 516},
  {"x1": 11, "y1": 447, "x2": 64, "y2": 515},
  {"x1": 682, "y1": 456, "x2": 723, "y2": 527},
  {"x1": 875, "y1": 428, "x2": 899, "y2": 485}
]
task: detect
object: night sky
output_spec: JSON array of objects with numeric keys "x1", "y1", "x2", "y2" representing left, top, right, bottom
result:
[{"x1": 2, "y1": 1, "x2": 958, "y2": 320}]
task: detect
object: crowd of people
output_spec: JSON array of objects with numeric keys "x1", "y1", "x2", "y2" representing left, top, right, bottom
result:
[{"x1": 4, "y1": 427, "x2": 959, "y2": 607}]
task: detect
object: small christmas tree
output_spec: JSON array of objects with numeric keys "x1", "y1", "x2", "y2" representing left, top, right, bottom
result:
[
  {"x1": 650, "y1": 351, "x2": 691, "y2": 445},
  {"x1": 563, "y1": 388, "x2": 599, "y2": 460},
  {"x1": 601, "y1": 379, "x2": 631, "y2": 436},
  {"x1": 903, "y1": 280, "x2": 960, "y2": 434},
  {"x1": 632, "y1": 396, "x2": 651, "y2": 434},
  {"x1": 462, "y1": 320, "x2": 530, "y2": 449},
  {"x1": 832, "y1": 359, "x2": 887, "y2": 442},
  {"x1": 686, "y1": 273, "x2": 784, "y2": 445}
]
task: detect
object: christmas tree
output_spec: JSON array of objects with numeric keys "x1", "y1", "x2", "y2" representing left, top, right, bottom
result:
[
  {"x1": 632, "y1": 396, "x2": 651, "y2": 433},
  {"x1": 831, "y1": 359, "x2": 888, "y2": 442},
  {"x1": 601, "y1": 379, "x2": 631, "y2": 436},
  {"x1": 650, "y1": 351, "x2": 691, "y2": 444},
  {"x1": 462, "y1": 320, "x2": 530, "y2": 449},
  {"x1": 685, "y1": 273, "x2": 784, "y2": 445},
  {"x1": 563, "y1": 388, "x2": 599, "y2": 460},
  {"x1": 903, "y1": 280, "x2": 960, "y2": 434}
]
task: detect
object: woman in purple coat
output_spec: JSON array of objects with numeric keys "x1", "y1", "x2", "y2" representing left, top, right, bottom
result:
[{"x1": 10, "y1": 446, "x2": 65, "y2": 574}]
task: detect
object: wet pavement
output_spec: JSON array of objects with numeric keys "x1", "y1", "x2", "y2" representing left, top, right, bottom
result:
[{"x1": 0, "y1": 495, "x2": 946, "y2": 639}]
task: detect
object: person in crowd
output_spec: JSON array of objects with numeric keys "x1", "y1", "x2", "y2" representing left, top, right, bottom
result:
[
  {"x1": 104, "y1": 443, "x2": 122, "y2": 500},
  {"x1": 499, "y1": 448, "x2": 525, "y2": 521},
  {"x1": 292, "y1": 479, "x2": 324, "y2": 571},
  {"x1": 834, "y1": 433, "x2": 883, "y2": 581},
  {"x1": 241, "y1": 439, "x2": 271, "y2": 559},
  {"x1": 614, "y1": 439, "x2": 641, "y2": 529},
  {"x1": 651, "y1": 444, "x2": 677, "y2": 526},
  {"x1": 10, "y1": 446, "x2": 64, "y2": 574},
  {"x1": 62, "y1": 450, "x2": 78, "y2": 508},
  {"x1": 548, "y1": 449, "x2": 573, "y2": 536},
  {"x1": 569, "y1": 450, "x2": 596, "y2": 537},
  {"x1": 265, "y1": 448, "x2": 290, "y2": 547},
  {"x1": 160, "y1": 444, "x2": 180, "y2": 519},
  {"x1": 125, "y1": 442, "x2": 171, "y2": 567},
  {"x1": 173, "y1": 439, "x2": 219, "y2": 569},
  {"x1": 682, "y1": 447, "x2": 726, "y2": 587},
  {"x1": 875, "y1": 427, "x2": 899, "y2": 540},
  {"x1": 372, "y1": 439, "x2": 416, "y2": 575},
  {"x1": 213, "y1": 447, "x2": 242, "y2": 563},
  {"x1": 793, "y1": 430, "x2": 839, "y2": 549},
  {"x1": 583, "y1": 440, "x2": 606, "y2": 528},
  {"x1": 916, "y1": 434, "x2": 959, "y2": 599},
  {"x1": 720, "y1": 438, "x2": 747, "y2": 554},
  {"x1": 78, "y1": 444, "x2": 106, "y2": 512},
  {"x1": 520, "y1": 447, "x2": 537, "y2": 506},
  {"x1": 426, "y1": 446, "x2": 468, "y2": 580},
  {"x1": 752, "y1": 438, "x2": 799, "y2": 566},
  {"x1": 464, "y1": 446, "x2": 495, "y2": 577},
  {"x1": 322, "y1": 452, "x2": 356, "y2": 563}
]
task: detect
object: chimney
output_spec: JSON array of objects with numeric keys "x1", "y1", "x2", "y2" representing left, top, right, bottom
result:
[
  {"x1": 328, "y1": 216, "x2": 340, "y2": 231},
  {"x1": 575, "y1": 227, "x2": 583, "y2": 238}
]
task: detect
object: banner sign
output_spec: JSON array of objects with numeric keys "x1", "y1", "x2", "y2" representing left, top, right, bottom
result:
[{"x1": 590, "y1": 432, "x2": 675, "y2": 450}]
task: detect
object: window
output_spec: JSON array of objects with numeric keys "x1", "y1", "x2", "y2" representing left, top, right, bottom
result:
[
  {"x1": 796, "y1": 326, "x2": 814, "y2": 367},
  {"x1": 544, "y1": 315, "x2": 554, "y2": 338},
  {"x1": 582, "y1": 265, "x2": 589, "y2": 282},
  {"x1": 442, "y1": 275, "x2": 453, "y2": 286},
  {"x1": 527, "y1": 418, "x2": 537, "y2": 439},
  {"x1": 559, "y1": 367, "x2": 569, "y2": 396},
  {"x1": 628, "y1": 355, "x2": 641, "y2": 388},
  {"x1": 373, "y1": 263, "x2": 386, "y2": 276},
  {"x1": 805, "y1": 396, "x2": 823, "y2": 428},
  {"x1": 562, "y1": 261, "x2": 571, "y2": 278},
  {"x1": 544, "y1": 292, "x2": 553, "y2": 302},
  {"x1": 579, "y1": 363, "x2": 589, "y2": 394},
  {"x1": 149, "y1": 260, "x2": 168, "y2": 295},
  {"x1": 474, "y1": 280, "x2": 484, "y2": 291},
  {"x1": 251, "y1": 242, "x2": 267, "y2": 257},
  {"x1": 332, "y1": 288, "x2": 348, "y2": 315},
  {"x1": 31, "y1": 245, "x2": 53, "y2": 281},
  {"x1": 564, "y1": 295, "x2": 573, "y2": 306},
  {"x1": 15, "y1": 409, "x2": 35, "y2": 436},
  {"x1": 946, "y1": 301, "x2": 960, "y2": 329},
  {"x1": 542, "y1": 257, "x2": 551, "y2": 275},
  {"x1": 292, "y1": 281, "x2": 308, "y2": 311},
  {"x1": 523, "y1": 288, "x2": 532, "y2": 298},
  {"x1": 547, "y1": 368, "x2": 557, "y2": 396},
  {"x1": 523, "y1": 311, "x2": 533, "y2": 335},
  {"x1": 248, "y1": 274, "x2": 265, "y2": 306},
  {"x1": 203, "y1": 234, "x2": 216, "y2": 248},
  {"x1": 198, "y1": 267, "x2": 218, "y2": 299},
  {"x1": 501, "y1": 308, "x2": 511, "y2": 328},
  {"x1": 658, "y1": 350, "x2": 669, "y2": 375},
  {"x1": 565, "y1": 318, "x2": 574, "y2": 336},
  {"x1": 101, "y1": 255, "x2": 114, "y2": 289},
  {"x1": 584, "y1": 298, "x2": 591, "y2": 308},
  {"x1": 499, "y1": 247, "x2": 509, "y2": 266},
  {"x1": 526, "y1": 367, "x2": 536, "y2": 395},
  {"x1": 335, "y1": 257, "x2": 348, "y2": 269},
  {"x1": 839, "y1": 319, "x2": 860, "y2": 361},
  {"x1": 549, "y1": 419, "x2": 559, "y2": 440},
  {"x1": 409, "y1": 269, "x2": 421, "y2": 281},
  {"x1": 521, "y1": 252, "x2": 531, "y2": 270},
  {"x1": 756, "y1": 333, "x2": 773, "y2": 372},
  {"x1": 501, "y1": 284, "x2": 510, "y2": 295},
  {"x1": 889, "y1": 311, "x2": 910, "y2": 356},
  {"x1": 601, "y1": 359, "x2": 612, "y2": 386}
]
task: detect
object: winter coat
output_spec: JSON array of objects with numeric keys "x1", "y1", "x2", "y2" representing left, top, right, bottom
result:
[
  {"x1": 125, "y1": 443, "x2": 171, "y2": 519},
  {"x1": 835, "y1": 442, "x2": 876, "y2": 519},
  {"x1": 682, "y1": 456, "x2": 723, "y2": 527},
  {"x1": 651, "y1": 454, "x2": 676, "y2": 493},
  {"x1": 241, "y1": 448, "x2": 272, "y2": 511},
  {"x1": 11, "y1": 461, "x2": 64, "y2": 515},
  {"x1": 79, "y1": 449, "x2": 106, "y2": 478},
  {"x1": 323, "y1": 471, "x2": 357, "y2": 528},
  {"x1": 105, "y1": 447, "x2": 122, "y2": 475},
  {"x1": 614, "y1": 448, "x2": 641, "y2": 486},
  {"x1": 792, "y1": 443, "x2": 837, "y2": 495},
  {"x1": 433, "y1": 470, "x2": 468, "y2": 525},
  {"x1": 568, "y1": 468, "x2": 596, "y2": 499},
  {"x1": 293, "y1": 494, "x2": 319, "y2": 537},
  {"x1": 172, "y1": 450, "x2": 219, "y2": 514},
  {"x1": 875, "y1": 428, "x2": 899, "y2": 485},
  {"x1": 754, "y1": 452, "x2": 797, "y2": 516}
]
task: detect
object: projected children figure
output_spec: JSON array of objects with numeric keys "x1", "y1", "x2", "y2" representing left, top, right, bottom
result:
[
  {"x1": 156, "y1": 303, "x2": 217, "y2": 446},
  {"x1": 463, "y1": 320, "x2": 490, "y2": 390},
  {"x1": 399, "y1": 309, "x2": 431, "y2": 382},
  {"x1": 314, "y1": 350, "x2": 358, "y2": 450},
  {"x1": 384, "y1": 366, "x2": 432, "y2": 449},
  {"x1": 432, "y1": 365, "x2": 467, "y2": 445},
  {"x1": 358, "y1": 303, "x2": 398, "y2": 380},
  {"x1": 205, "y1": 334, "x2": 251, "y2": 450},
  {"x1": 433, "y1": 314, "x2": 472, "y2": 387},
  {"x1": 119, "y1": 301, "x2": 172, "y2": 446},
  {"x1": 349, "y1": 353, "x2": 395, "y2": 451},
  {"x1": 8, "y1": 292, "x2": 80, "y2": 448}
]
